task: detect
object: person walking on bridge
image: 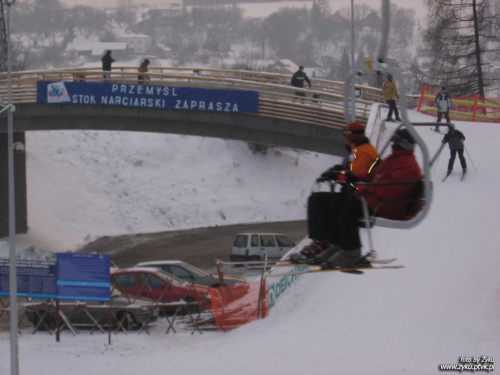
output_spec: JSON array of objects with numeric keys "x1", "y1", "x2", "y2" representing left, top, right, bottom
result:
[
  {"x1": 102, "y1": 50, "x2": 115, "y2": 79},
  {"x1": 291, "y1": 65, "x2": 311, "y2": 100},
  {"x1": 138, "y1": 59, "x2": 150, "y2": 84}
]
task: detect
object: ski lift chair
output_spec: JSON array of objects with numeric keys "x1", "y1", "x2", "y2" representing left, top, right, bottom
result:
[
  {"x1": 339, "y1": 0, "x2": 437, "y2": 255},
  {"x1": 356, "y1": 178, "x2": 425, "y2": 229}
]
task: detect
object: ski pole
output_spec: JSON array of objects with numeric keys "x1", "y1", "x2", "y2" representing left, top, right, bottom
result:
[
  {"x1": 359, "y1": 191, "x2": 375, "y2": 253},
  {"x1": 430, "y1": 142, "x2": 446, "y2": 174},
  {"x1": 433, "y1": 150, "x2": 440, "y2": 174},
  {"x1": 464, "y1": 146, "x2": 477, "y2": 171}
]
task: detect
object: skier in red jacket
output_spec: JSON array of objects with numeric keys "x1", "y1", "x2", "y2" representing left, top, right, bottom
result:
[{"x1": 323, "y1": 128, "x2": 422, "y2": 268}]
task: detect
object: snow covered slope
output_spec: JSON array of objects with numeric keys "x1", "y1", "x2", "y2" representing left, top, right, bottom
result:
[{"x1": 1, "y1": 110, "x2": 498, "y2": 375}]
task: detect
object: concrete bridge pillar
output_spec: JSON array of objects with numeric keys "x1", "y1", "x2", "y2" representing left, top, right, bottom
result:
[{"x1": 0, "y1": 132, "x2": 28, "y2": 238}]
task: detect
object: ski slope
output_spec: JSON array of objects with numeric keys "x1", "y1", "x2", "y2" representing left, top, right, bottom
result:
[{"x1": 1, "y1": 110, "x2": 499, "y2": 374}]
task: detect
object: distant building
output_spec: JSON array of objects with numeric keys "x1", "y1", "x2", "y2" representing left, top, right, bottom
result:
[
  {"x1": 270, "y1": 59, "x2": 299, "y2": 75},
  {"x1": 65, "y1": 41, "x2": 128, "y2": 59},
  {"x1": 270, "y1": 59, "x2": 327, "y2": 80},
  {"x1": 153, "y1": 1, "x2": 183, "y2": 17},
  {"x1": 116, "y1": 33, "x2": 152, "y2": 54}
]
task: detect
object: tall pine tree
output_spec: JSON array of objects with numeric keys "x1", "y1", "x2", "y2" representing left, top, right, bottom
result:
[{"x1": 419, "y1": 0, "x2": 500, "y2": 97}]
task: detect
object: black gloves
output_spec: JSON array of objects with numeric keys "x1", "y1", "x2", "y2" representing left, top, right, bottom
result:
[{"x1": 317, "y1": 165, "x2": 343, "y2": 182}]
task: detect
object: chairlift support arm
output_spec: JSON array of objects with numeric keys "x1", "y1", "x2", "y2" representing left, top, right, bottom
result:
[{"x1": 342, "y1": 0, "x2": 432, "y2": 230}]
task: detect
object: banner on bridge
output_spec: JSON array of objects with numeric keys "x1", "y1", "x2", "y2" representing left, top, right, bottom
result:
[{"x1": 37, "y1": 81, "x2": 259, "y2": 113}]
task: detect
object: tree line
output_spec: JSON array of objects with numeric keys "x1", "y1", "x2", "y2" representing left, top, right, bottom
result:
[{"x1": 5, "y1": 0, "x2": 500, "y2": 97}]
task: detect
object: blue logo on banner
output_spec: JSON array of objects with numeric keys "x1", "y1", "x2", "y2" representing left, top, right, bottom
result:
[
  {"x1": 37, "y1": 81, "x2": 259, "y2": 113},
  {"x1": 46, "y1": 82, "x2": 71, "y2": 103}
]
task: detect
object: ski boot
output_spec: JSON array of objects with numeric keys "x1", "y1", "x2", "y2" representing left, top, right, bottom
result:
[
  {"x1": 321, "y1": 248, "x2": 362, "y2": 269},
  {"x1": 289, "y1": 240, "x2": 329, "y2": 264}
]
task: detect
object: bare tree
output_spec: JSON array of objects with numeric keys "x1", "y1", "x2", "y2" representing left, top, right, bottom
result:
[
  {"x1": 420, "y1": 0, "x2": 500, "y2": 97},
  {"x1": 115, "y1": 0, "x2": 137, "y2": 28}
]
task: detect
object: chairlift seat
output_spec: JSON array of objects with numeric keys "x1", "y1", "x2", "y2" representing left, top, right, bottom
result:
[{"x1": 358, "y1": 178, "x2": 426, "y2": 228}]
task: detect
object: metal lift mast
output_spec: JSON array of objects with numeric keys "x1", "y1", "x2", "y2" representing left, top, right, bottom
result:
[{"x1": 0, "y1": 1, "x2": 8, "y2": 72}]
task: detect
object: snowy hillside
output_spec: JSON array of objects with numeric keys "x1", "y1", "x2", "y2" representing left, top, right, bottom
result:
[
  {"x1": 0, "y1": 110, "x2": 498, "y2": 375},
  {"x1": 15, "y1": 132, "x2": 335, "y2": 252}
]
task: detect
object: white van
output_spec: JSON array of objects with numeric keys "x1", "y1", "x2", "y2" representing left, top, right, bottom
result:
[{"x1": 229, "y1": 233, "x2": 296, "y2": 261}]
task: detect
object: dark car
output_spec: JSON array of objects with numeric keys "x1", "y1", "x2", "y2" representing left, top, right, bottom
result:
[
  {"x1": 27, "y1": 288, "x2": 159, "y2": 331},
  {"x1": 134, "y1": 260, "x2": 246, "y2": 287}
]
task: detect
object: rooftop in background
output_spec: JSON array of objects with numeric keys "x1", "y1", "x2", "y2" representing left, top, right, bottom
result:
[{"x1": 66, "y1": 41, "x2": 127, "y2": 56}]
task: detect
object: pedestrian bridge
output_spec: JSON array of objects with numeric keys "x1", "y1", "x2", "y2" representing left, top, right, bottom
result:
[
  {"x1": 0, "y1": 66, "x2": 384, "y2": 155},
  {"x1": 0, "y1": 66, "x2": 385, "y2": 238}
]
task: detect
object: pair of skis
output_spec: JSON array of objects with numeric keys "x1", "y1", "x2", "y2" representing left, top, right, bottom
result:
[
  {"x1": 216, "y1": 254, "x2": 404, "y2": 276},
  {"x1": 266, "y1": 262, "x2": 404, "y2": 276},
  {"x1": 442, "y1": 170, "x2": 466, "y2": 182},
  {"x1": 265, "y1": 255, "x2": 403, "y2": 276}
]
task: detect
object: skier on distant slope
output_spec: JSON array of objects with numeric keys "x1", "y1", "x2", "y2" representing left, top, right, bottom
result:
[
  {"x1": 442, "y1": 124, "x2": 467, "y2": 178},
  {"x1": 433, "y1": 86, "x2": 452, "y2": 132}
]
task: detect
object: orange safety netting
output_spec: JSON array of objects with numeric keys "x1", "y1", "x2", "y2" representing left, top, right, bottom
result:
[
  {"x1": 210, "y1": 280, "x2": 269, "y2": 331},
  {"x1": 417, "y1": 85, "x2": 500, "y2": 123}
]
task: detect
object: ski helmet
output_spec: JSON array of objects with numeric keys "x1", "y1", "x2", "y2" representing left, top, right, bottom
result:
[
  {"x1": 392, "y1": 128, "x2": 415, "y2": 150},
  {"x1": 343, "y1": 122, "x2": 366, "y2": 143}
]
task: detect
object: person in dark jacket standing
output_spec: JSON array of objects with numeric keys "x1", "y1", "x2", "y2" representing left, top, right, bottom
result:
[
  {"x1": 102, "y1": 50, "x2": 115, "y2": 79},
  {"x1": 291, "y1": 65, "x2": 311, "y2": 99},
  {"x1": 434, "y1": 86, "x2": 452, "y2": 132},
  {"x1": 442, "y1": 124, "x2": 467, "y2": 177},
  {"x1": 138, "y1": 58, "x2": 150, "y2": 84}
]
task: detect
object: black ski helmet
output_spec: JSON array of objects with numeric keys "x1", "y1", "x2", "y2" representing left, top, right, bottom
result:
[{"x1": 392, "y1": 128, "x2": 415, "y2": 150}]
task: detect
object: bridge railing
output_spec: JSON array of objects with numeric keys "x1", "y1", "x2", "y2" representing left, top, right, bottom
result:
[{"x1": 0, "y1": 67, "x2": 381, "y2": 130}]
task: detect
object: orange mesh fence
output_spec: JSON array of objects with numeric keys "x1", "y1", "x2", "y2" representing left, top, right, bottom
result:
[
  {"x1": 210, "y1": 280, "x2": 269, "y2": 331},
  {"x1": 417, "y1": 85, "x2": 500, "y2": 123}
]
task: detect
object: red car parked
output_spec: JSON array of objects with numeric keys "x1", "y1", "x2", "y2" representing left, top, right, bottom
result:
[{"x1": 111, "y1": 268, "x2": 212, "y2": 313}]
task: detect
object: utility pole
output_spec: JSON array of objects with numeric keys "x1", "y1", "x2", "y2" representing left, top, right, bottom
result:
[
  {"x1": 0, "y1": 0, "x2": 8, "y2": 72},
  {"x1": 350, "y1": 0, "x2": 356, "y2": 122},
  {"x1": 3, "y1": 1, "x2": 19, "y2": 374}
]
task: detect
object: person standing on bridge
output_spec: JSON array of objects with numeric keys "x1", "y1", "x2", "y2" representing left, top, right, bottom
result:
[
  {"x1": 102, "y1": 50, "x2": 115, "y2": 79},
  {"x1": 383, "y1": 74, "x2": 401, "y2": 122},
  {"x1": 138, "y1": 59, "x2": 150, "y2": 84},
  {"x1": 290, "y1": 122, "x2": 379, "y2": 264},
  {"x1": 291, "y1": 65, "x2": 311, "y2": 101}
]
